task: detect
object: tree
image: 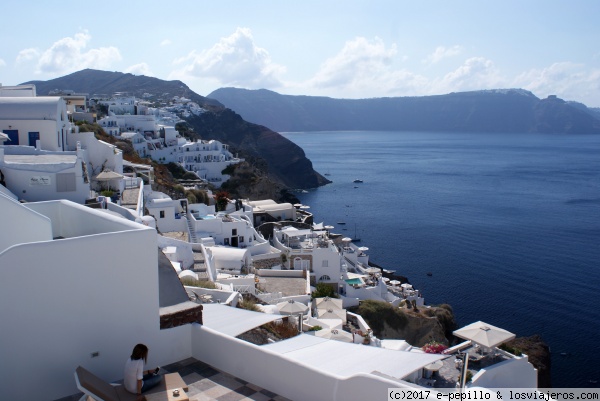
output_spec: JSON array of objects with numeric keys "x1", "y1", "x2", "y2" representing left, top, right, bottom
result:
[
  {"x1": 214, "y1": 190, "x2": 230, "y2": 212},
  {"x1": 311, "y1": 283, "x2": 338, "y2": 299}
]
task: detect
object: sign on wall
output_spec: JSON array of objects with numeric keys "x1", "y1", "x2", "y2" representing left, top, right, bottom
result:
[{"x1": 29, "y1": 176, "x2": 51, "y2": 186}]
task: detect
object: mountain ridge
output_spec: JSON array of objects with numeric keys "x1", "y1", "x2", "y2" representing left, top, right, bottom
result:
[{"x1": 208, "y1": 87, "x2": 600, "y2": 135}]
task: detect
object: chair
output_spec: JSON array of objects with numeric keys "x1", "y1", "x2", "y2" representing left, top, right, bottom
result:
[{"x1": 75, "y1": 366, "x2": 188, "y2": 401}]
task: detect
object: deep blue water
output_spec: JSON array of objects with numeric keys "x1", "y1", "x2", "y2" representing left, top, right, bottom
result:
[{"x1": 282, "y1": 131, "x2": 600, "y2": 388}]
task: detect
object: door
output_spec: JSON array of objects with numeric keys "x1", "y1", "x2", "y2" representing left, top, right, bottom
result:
[
  {"x1": 28, "y1": 132, "x2": 40, "y2": 146},
  {"x1": 3, "y1": 130, "x2": 18, "y2": 145},
  {"x1": 231, "y1": 236, "x2": 238, "y2": 247}
]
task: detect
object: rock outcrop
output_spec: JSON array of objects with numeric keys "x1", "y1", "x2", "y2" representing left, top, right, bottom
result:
[{"x1": 503, "y1": 335, "x2": 552, "y2": 388}]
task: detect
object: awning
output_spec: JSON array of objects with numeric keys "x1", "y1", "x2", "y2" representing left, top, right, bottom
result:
[{"x1": 201, "y1": 304, "x2": 283, "y2": 337}]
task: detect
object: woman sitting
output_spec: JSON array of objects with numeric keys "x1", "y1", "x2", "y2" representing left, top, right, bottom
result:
[{"x1": 124, "y1": 343, "x2": 162, "y2": 397}]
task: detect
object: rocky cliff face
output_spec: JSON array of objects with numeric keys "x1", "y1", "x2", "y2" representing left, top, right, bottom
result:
[
  {"x1": 350, "y1": 300, "x2": 456, "y2": 347},
  {"x1": 186, "y1": 108, "x2": 330, "y2": 189},
  {"x1": 504, "y1": 335, "x2": 552, "y2": 388}
]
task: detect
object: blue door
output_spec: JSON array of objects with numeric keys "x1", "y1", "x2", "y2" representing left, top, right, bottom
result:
[
  {"x1": 28, "y1": 132, "x2": 40, "y2": 146},
  {"x1": 3, "y1": 130, "x2": 18, "y2": 145}
]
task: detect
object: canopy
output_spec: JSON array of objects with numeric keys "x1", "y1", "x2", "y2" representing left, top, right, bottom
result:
[
  {"x1": 277, "y1": 300, "x2": 309, "y2": 315},
  {"x1": 317, "y1": 308, "x2": 347, "y2": 323},
  {"x1": 95, "y1": 170, "x2": 125, "y2": 180},
  {"x1": 453, "y1": 321, "x2": 516, "y2": 348},
  {"x1": 315, "y1": 329, "x2": 353, "y2": 343},
  {"x1": 314, "y1": 296, "x2": 343, "y2": 310}
]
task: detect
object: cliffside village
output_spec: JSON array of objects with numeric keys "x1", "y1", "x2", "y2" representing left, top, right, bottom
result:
[{"x1": 0, "y1": 83, "x2": 539, "y2": 400}]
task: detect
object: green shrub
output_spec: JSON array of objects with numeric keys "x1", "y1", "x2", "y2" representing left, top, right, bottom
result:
[
  {"x1": 308, "y1": 325, "x2": 323, "y2": 331},
  {"x1": 180, "y1": 277, "x2": 217, "y2": 289},
  {"x1": 238, "y1": 298, "x2": 260, "y2": 312},
  {"x1": 311, "y1": 283, "x2": 338, "y2": 299},
  {"x1": 355, "y1": 300, "x2": 408, "y2": 335},
  {"x1": 499, "y1": 343, "x2": 522, "y2": 356}
]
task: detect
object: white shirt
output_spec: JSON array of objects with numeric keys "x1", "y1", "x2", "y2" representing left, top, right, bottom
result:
[{"x1": 124, "y1": 358, "x2": 144, "y2": 393}]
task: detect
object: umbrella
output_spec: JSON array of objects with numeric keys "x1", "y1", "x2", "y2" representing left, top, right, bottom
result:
[
  {"x1": 358, "y1": 246, "x2": 369, "y2": 252},
  {"x1": 315, "y1": 328, "x2": 353, "y2": 343},
  {"x1": 341, "y1": 237, "x2": 352, "y2": 242},
  {"x1": 453, "y1": 321, "x2": 516, "y2": 348},
  {"x1": 300, "y1": 205, "x2": 310, "y2": 209},
  {"x1": 389, "y1": 280, "x2": 401, "y2": 286},
  {"x1": 294, "y1": 203, "x2": 303, "y2": 207},
  {"x1": 324, "y1": 225, "x2": 334, "y2": 230},
  {"x1": 366, "y1": 267, "x2": 380, "y2": 274},
  {"x1": 0, "y1": 132, "x2": 9, "y2": 142},
  {"x1": 276, "y1": 300, "x2": 308, "y2": 315},
  {"x1": 382, "y1": 277, "x2": 390, "y2": 282},
  {"x1": 314, "y1": 296, "x2": 343, "y2": 310},
  {"x1": 96, "y1": 170, "x2": 125, "y2": 190},
  {"x1": 401, "y1": 283, "x2": 413, "y2": 290},
  {"x1": 317, "y1": 308, "x2": 347, "y2": 323}
]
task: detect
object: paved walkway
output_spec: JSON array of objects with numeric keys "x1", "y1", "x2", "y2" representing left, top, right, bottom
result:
[{"x1": 56, "y1": 357, "x2": 290, "y2": 401}]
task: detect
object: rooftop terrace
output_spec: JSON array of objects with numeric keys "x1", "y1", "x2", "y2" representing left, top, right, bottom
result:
[{"x1": 55, "y1": 357, "x2": 291, "y2": 401}]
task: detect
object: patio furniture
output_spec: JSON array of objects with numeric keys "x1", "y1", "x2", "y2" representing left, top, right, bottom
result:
[{"x1": 75, "y1": 366, "x2": 188, "y2": 401}]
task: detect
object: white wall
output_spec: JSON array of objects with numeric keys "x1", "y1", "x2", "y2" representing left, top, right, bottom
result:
[
  {"x1": 0, "y1": 192, "x2": 52, "y2": 251},
  {"x1": 0, "y1": 205, "x2": 195, "y2": 400},
  {"x1": 191, "y1": 325, "x2": 409, "y2": 401},
  {"x1": 470, "y1": 356, "x2": 537, "y2": 388},
  {"x1": 157, "y1": 235, "x2": 194, "y2": 269}
]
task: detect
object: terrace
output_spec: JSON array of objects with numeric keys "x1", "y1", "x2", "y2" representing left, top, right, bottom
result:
[{"x1": 56, "y1": 357, "x2": 291, "y2": 401}]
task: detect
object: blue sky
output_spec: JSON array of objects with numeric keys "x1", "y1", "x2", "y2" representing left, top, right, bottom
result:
[{"x1": 2, "y1": 1, "x2": 600, "y2": 106}]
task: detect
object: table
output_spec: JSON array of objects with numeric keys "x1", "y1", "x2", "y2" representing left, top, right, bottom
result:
[
  {"x1": 424, "y1": 360, "x2": 444, "y2": 378},
  {"x1": 145, "y1": 388, "x2": 189, "y2": 401}
]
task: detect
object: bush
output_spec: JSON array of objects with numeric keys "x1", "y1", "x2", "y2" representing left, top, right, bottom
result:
[
  {"x1": 264, "y1": 321, "x2": 298, "y2": 339},
  {"x1": 355, "y1": 300, "x2": 408, "y2": 335},
  {"x1": 180, "y1": 277, "x2": 217, "y2": 289},
  {"x1": 101, "y1": 190, "x2": 114, "y2": 197},
  {"x1": 311, "y1": 283, "x2": 338, "y2": 299},
  {"x1": 499, "y1": 343, "x2": 523, "y2": 356},
  {"x1": 238, "y1": 298, "x2": 260, "y2": 312},
  {"x1": 308, "y1": 325, "x2": 323, "y2": 331},
  {"x1": 422, "y1": 341, "x2": 448, "y2": 354}
]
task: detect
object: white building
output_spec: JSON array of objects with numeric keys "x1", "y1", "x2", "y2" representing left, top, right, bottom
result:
[
  {"x1": 0, "y1": 191, "x2": 538, "y2": 401},
  {"x1": 273, "y1": 226, "x2": 344, "y2": 285},
  {"x1": 0, "y1": 97, "x2": 70, "y2": 150}
]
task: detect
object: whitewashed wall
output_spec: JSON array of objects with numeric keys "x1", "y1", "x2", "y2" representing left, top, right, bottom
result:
[
  {"x1": 0, "y1": 201, "x2": 192, "y2": 400},
  {"x1": 0, "y1": 192, "x2": 52, "y2": 251},
  {"x1": 191, "y1": 325, "x2": 408, "y2": 401}
]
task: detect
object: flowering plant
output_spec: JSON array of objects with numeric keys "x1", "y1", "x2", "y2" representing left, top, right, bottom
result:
[{"x1": 422, "y1": 341, "x2": 448, "y2": 354}]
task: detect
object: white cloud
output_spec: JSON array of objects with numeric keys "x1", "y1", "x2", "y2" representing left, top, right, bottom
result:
[
  {"x1": 305, "y1": 37, "x2": 427, "y2": 97},
  {"x1": 432, "y1": 57, "x2": 504, "y2": 93},
  {"x1": 170, "y1": 27, "x2": 285, "y2": 88},
  {"x1": 160, "y1": 39, "x2": 172, "y2": 47},
  {"x1": 513, "y1": 62, "x2": 600, "y2": 103},
  {"x1": 125, "y1": 62, "x2": 153, "y2": 76},
  {"x1": 16, "y1": 48, "x2": 40, "y2": 64},
  {"x1": 423, "y1": 45, "x2": 463, "y2": 64},
  {"x1": 35, "y1": 31, "x2": 121, "y2": 75}
]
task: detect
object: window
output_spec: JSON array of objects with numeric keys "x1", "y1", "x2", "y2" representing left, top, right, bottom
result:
[
  {"x1": 239, "y1": 236, "x2": 244, "y2": 243},
  {"x1": 159, "y1": 211, "x2": 165, "y2": 218},
  {"x1": 319, "y1": 275, "x2": 331, "y2": 282},
  {"x1": 56, "y1": 173, "x2": 76, "y2": 192},
  {"x1": 232, "y1": 229, "x2": 237, "y2": 236},
  {"x1": 224, "y1": 238, "x2": 230, "y2": 245}
]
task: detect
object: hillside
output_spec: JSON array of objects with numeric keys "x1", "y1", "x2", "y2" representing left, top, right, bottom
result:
[
  {"x1": 208, "y1": 88, "x2": 600, "y2": 134},
  {"x1": 23, "y1": 70, "x2": 329, "y2": 193}
]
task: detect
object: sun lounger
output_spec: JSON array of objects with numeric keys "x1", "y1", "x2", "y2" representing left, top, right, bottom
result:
[{"x1": 75, "y1": 366, "x2": 188, "y2": 401}]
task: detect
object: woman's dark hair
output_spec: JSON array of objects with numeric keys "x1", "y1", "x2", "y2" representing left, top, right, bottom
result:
[{"x1": 131, "y1": 343, "x2": 148, "y2": 362}]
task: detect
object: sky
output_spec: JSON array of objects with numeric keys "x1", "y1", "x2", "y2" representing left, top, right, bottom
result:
[{"x1": 1, "y1": 1, "x2": 600, "y2": 106}]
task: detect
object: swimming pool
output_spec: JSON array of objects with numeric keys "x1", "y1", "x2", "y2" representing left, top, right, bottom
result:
[{"x1": 345, "y1": 278, "x2": 363, "y2": 285}]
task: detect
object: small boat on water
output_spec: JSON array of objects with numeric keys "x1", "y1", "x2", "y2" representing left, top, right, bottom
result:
[
  {"x1": 353, "y1": 179, "x2": 363, "y2": 183},
  {"x1": 337, "y1": 221, "x2": 346, "y2": 225}
]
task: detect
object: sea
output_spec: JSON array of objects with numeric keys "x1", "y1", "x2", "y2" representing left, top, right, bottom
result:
[{"x1": 281, "y1": 131, "x2": 600, "y2": 388}]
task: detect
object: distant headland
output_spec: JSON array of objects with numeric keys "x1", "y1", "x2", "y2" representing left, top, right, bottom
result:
[{"x1": 208, "y1": 88, "x2": 600, "y2": 135}]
